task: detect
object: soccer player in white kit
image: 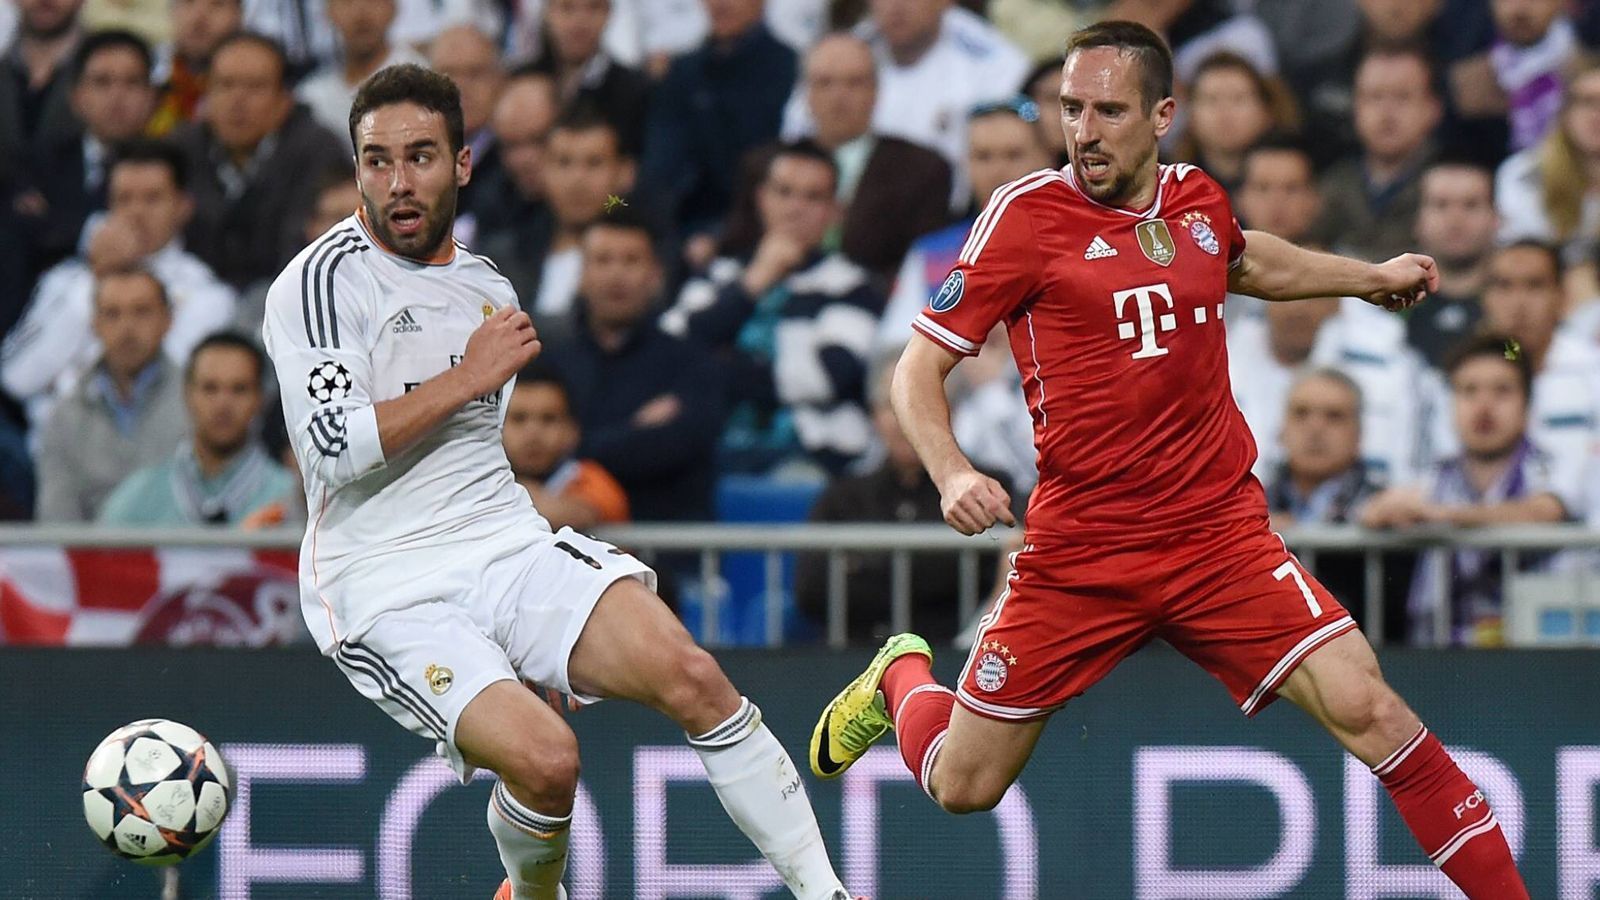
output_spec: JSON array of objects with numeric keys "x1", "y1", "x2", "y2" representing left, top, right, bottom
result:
[{"x1": 261, "y1": 64, "x2": 854, "y2": 900}]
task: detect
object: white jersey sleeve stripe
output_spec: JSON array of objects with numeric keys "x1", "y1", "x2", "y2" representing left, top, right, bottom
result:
[
  {"x1": 303, "y1": 229, "x2": 366, "y2": 348},
  {"x1": 959, "y1": 171, "x2": 1061, "y2": 266}
]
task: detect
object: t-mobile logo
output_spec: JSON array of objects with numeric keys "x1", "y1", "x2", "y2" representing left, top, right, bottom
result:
[{"x1": 1113, "y1": 283, "x2": 1177, "y2": 359}]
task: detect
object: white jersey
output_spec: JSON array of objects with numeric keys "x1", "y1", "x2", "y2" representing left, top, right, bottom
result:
[{"x1": 262, "y1": 214, "x2": 551, "y2": 652}]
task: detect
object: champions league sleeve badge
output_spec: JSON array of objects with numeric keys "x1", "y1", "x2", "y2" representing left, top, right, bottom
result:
[{"x1": 1180, "y1": 211, "x2": 1220, "y2": 256}]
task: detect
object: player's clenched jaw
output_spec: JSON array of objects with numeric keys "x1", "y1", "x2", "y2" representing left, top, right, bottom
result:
[
  {"x1": 1058, "y1": 40, "x2": 1175, "y2": 209},
  {"x1": 355, "y1": 102, "x2": 471, "y2": 262}
]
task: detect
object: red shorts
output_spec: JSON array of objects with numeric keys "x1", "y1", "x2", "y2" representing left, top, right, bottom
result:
[{"x1": 957, "y1": 517, "x2": 1356, "y2": 721}]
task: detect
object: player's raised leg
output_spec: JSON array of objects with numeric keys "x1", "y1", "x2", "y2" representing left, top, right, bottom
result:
[
  {"x1": 1277, "y1": 631, "x2": 1530, "y2": 899},
  {"x1": 566, "y1": 577, "x2": 851, "y2": 900},
  {"x1": 456, "y1": 683, "x2": 580, "y2": 900},
  {"x1": 811, "y1": 632, "x2": 1049, "y2": 813}
]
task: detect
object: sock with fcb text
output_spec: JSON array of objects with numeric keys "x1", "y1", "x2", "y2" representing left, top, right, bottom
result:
[
  {"x1": 487, "y1": 779, "x2": 571, "y2": 900},
  {"x1": 881, "y1": 654, "x2": 955, "y2": 799},
  {"x1": 1374, "y1": 725, "x2": 1529, "y2": 899},
  {"x1": 689, "y1": 697, "x2": 850, "y2": 900}
]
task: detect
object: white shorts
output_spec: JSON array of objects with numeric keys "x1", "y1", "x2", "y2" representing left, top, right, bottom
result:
[{"x1": 330, "y1": 527, "x2": 655, "y2": 780}]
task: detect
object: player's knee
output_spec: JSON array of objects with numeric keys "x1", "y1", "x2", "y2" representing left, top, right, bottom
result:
[
  {"x1": 659, "y1": 643, "x2": 735, "y2": 723},
  {"x1": 501, "y1": 733, "x2": 581, "y2": 809},
  {"x1": 1324, "y1": 670, "x2": 1400, "y2": 739},
  {"x1": 929, "y1": 764, "x2": 1009, "y2": 815}
]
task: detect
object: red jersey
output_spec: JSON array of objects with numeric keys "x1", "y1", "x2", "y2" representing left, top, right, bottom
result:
[{"x1": 912, "y1": 163, "x2": 1264, "y2": 543}]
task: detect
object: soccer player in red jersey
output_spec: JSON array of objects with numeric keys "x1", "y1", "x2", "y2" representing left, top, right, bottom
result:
[{"x1": 810, "y1": 22, "x2": 1528, "y2": 898}]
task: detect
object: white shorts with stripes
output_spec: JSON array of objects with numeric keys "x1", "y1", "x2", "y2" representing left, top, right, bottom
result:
[{"x1": 331, "y1": 527, "x2": 654, "y2": 781}]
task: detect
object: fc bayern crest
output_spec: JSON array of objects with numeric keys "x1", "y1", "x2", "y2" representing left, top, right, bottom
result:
[
  {"x1": 1180, "y1": 210, "x2": 1220, "y2": 256},
  {"x1": 975, "y1": 652, "x2": 1008, "y2": 692}
]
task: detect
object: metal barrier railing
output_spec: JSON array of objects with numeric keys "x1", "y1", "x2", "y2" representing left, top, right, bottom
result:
[{"x1": 1, "y1": 523, "x2": 1596, "y2": 648}]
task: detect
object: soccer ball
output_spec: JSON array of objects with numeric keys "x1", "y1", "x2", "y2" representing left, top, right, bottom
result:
[
  {"x1": 82, "y1": 719, "x2": 233, "y2": 866},
  {"x1": 307, "y1": 360, "x2": 353, "y2": 402}
]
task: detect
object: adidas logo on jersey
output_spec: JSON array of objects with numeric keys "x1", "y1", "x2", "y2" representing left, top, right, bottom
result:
[
  {"x1": 391, "y1": 309, "x2": 422, "y2": 334},
  {"x1": 1084, "y1": 236, "x2": 1118, "y2": 260}
]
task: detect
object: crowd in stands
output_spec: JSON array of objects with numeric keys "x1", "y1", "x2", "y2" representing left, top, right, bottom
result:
[{"x1": 3, "y1": 0, "x2": 1599, "y2": 647}]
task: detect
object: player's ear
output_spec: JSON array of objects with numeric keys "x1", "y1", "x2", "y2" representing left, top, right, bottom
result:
[
  {"x1": 455, "y1": 144, "x2": 473, "y2": 188},
  {"x1": 1151, "y1": 95, "x2": 1177, "y2": 139}
]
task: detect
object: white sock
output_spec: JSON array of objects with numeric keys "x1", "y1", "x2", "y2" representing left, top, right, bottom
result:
[
  {"x1": 689, "y1": 698, "x2": 850, "y2": 900},
  {"x1": 487, "y1": 779, "x2": 571, "y2": 900}
]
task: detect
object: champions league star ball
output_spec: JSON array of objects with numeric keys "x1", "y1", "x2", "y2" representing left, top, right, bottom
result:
[
  {"x1": 307, "y1": 360, "x2": 354, "y2": 403},
  {"x1": 82, "y1": 719, "x2": 233, "y2": 865}
]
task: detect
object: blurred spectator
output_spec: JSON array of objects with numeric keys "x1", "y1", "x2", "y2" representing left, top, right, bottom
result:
[
  {"x1": 34, "y1": 267, "x2": 185, "y2": 520},
  {"x1": 665, "y1": 140, "x2": 881, "y2": 476},
  {"x1": 0, "y1": 0, "x2": 85, "y2": 185},
  {"x1": 1474, "y1": 241, "x2": 1600, "y2": 503},
  {"x1": 1496, "y1": 62, "x2": 1600, "y2": 275},
  {"x1": 1490, "y1": 0, "x2": 1579, "y2": 153},
  {"x1": 950, "y1": 325, "x2": 1034, "y2": 497},
  {"x1": 987, "y1": 0, "x2": 1082, "y2": 64},
  {"x1": 3, "y1": 140, "x2": 236, "y2": 428},
  {"x1": 507, "y1": 0, "x2": 707, "y2": 74},
  {"x1": 543, "y1": 209, "x2": 726, "y2": 521},
  {"x1": 727, "y1": 33, "x2": 950, "y2": 289},
  {"x1": 481, "y1": 106, "x2": 635, "y2": 317},
  {"x1": 428, "y1": 24, "x2": 505, "y2": 222},
  {"x1": 233, "y1": 161, "x2": 356, "y2": 333},
  {"x1": 174, "y1": 32, "x2": 346, "y2": 290},
  {"x1": 642, "y1": 0, "x2": 796, "y2": 246},
  {"x1": 148, "y1": 0, "x2": 241, "y2": 137},
  {"x1": 1408, "y1": 159, "x2": 1497, "y2": 368},
  {"x1": 1105, "y1": 0, "x2": 1276, "y2": 82},
  {"x1": 502, "y1": 362, "x2": 630, "y2": 529},
  {"x1": 82, "y1": 0, "x2": 167, "y2": 47},
  {"x1": 783, "y1": 1, "x2": 1027, "y2": 207},
  {"x1": 1171, "y1": 52, "x2": 1297, "y2": 195},
  {"x1": 20, "y1": 29, "x2": 155, "y2": 275},
  {"x1": 1020, "y1": 55, "x2": 1068, "y2": 168},
  {"x1": 795, "y1": 352, "x2": 1011, "y2": 643},
  {"x1": 296, "y1": 0, "x2": 426, "y2": 144},
  {"x1": 1234, "y1": 136, "x2": 1322, "y2": 244},
  {"x1": 1263, "y1": 368, "x2": 1387, "y2": 632},
  {"x1": 525, "y1": 0, "x2": 649, "y2": 157},
  {"x1": 878, "y1": 98, "x2": 1052, "y2": 350},
  {"x1": 98, "y1": 331, "x2": 293, "y2": 524},
  {"x1": 1229, "y1": 294, "x2": 1428, "y2": 484},
  {"x1": 1317, "y1": 45, "x2": 1441, "y2": 263},
  {"x1": 1364, "y1": 335, "x2": 1575, "y2": 646},
  {"x1": 470, "y1": 72, "x2": 558, "y2": 241},
  {"x1": 1265, "y1": 368, "x2": 1383, "y2": 530}
]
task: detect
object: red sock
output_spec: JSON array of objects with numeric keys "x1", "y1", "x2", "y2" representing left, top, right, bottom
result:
[
  {"x1": 1375, "y1": 725, "x2": 1529, "y2": 899},
  {"x1": 880, "y1": 655, "x2": 954, "y2": 796}
]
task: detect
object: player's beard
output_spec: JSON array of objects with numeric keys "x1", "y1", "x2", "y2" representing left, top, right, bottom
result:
[
  {"x1": 1075, "y1": 146, "x2": 1156, "y2": 208},
  {"x1": 365, "y1": 187, "x2": 458, "y2": 262}
]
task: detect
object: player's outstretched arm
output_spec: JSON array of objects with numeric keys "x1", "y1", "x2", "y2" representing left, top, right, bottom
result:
[
  {"x1": 1229, "y1": 230, "x2": 1440, "y2": 311},
  {"x1": 893, "y1": 335, "x2": 1015, "y2": 536}
]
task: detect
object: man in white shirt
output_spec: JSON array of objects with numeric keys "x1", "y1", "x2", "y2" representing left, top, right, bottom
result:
[
  {"x1": 1227, "y1": 291, "x2": 1430, "y2": 485},
  {"x1": 261, "y1": 63, "x2": 852, "y2": 900},
  {"x1": 2, "y1": 139, "x2": 236, "y2": 429},
  {"x1": 781, "y1": 0, "x2": 1029, "y2": 205},
  {"x1": 295, "y1": 0, "x2": 426, "y2": 143}
]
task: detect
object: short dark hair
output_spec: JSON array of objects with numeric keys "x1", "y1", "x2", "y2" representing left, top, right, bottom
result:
[
  {"x1": 95, "y1": 266, "x2": 170, "y2": 308},
  {"x1": 1492, "y1": 238, "x2": 1564, "y2": 280},
  {"x1": 585, "y1": 203, "x2": 660, "y2": 253},
  {"x1": 1444, "y1": 333, "x2": 1533, "y2": 400},
  {"x1": 1242, "y1": 133, "x2": 1316, "y2": 179},
  {"x1": 109, "y1": 138, "x2": 189, "y2": 191},
  {"x1": 349, "y1": 63, "x2": 466, "y2": 154},
  {"x1": 212, "y1": 32, "x2": 292, "y2": 89},
  {"x1": 547, "y1": 102, "x2": 624, "y2": 155},
  {"x1": 514, "y1": 360, "x2": 572, "y2": 411},
  {"x1": 186, "y1": 331, "x2": 267, "y2": 385},
  {"x1": 765, "y1": 138, "x2": 838, "y2": 191},
  {"x1": 313, "y1": 162, "x2": 357, "y2": 198},
  {"x1": 73, "y1": 30, "x2": 153, "y2": 86},
  {"x1": 1063, "y1": 20, "x2": 1173, "y2": 113},
  {"x1": 1355, "y1": 42, "x2": 1440, "y2": 99}
]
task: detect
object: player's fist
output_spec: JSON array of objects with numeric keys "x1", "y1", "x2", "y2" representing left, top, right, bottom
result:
[
  {"x1": 937, "y1": 468, "x2": 1016, "y2": 536},
  {"x1": 459, "y1": 306, "x2": 540, "y2": 397},
  {"x1": 1365, "y1": 253, "x2": 1439, "y2": 311}
]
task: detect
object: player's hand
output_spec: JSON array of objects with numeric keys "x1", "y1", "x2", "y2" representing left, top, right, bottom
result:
[
  {"x1": 1364, "y1": 253, "x2": 1438, "y2": 312},
  {"x1": 459, "y1": 306, "x2": 540, "y2": 397},
  {"x1": 937, "y1": 468, "x2": 1016, "y2": 535}
]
